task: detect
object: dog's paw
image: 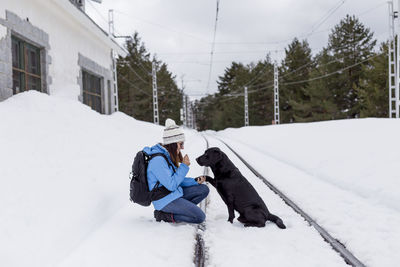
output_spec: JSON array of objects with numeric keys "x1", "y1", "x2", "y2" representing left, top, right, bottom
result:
[
  {"x1": 205, "y1": 175, "x2": 213, "y2": 182},
  {"x1": 228, "y1": 218, "x2": 234, "y2": 223}
]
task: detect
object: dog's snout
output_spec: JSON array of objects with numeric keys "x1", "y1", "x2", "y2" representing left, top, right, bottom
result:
[{"x1": 196, "y1": 156, "x2": 203, "y2": 166}]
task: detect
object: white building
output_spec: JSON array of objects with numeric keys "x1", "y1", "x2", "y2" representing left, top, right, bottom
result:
[{"x1": 0, "y1": 0, "x2": 126, "y2": 114}]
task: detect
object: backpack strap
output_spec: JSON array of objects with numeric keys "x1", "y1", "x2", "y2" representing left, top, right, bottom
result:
[
  {"x1": 147, "y1": 152, "x2": 176, "y2": 191},
  {"x1": 148, "y1": 153, "x2": 176, "y2": 173}
]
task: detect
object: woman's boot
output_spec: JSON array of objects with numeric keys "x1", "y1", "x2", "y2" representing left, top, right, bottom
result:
[{"x1": 154, "y1": 210, "x2": 175, "y2": 223}]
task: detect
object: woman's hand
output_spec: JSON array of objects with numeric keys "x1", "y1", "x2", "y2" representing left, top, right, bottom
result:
[
  {"x1": 196, "y1": 176, "x2": 206, "y2": 184},
  {"x1": 183, "y1": 154, "x2": 190, "y2": 166}
]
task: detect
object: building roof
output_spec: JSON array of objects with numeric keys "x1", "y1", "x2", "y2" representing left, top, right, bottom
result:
[{"x1": 52, "y1": 0, "x2": 127, "y2": 57}]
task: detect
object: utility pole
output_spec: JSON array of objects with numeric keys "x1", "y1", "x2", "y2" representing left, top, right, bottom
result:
[
  {"x1": 180, "y1": 75, "x2": 187, "y2": 127},
  {"x1": 108, "y1": 9, "x2": 131, "y2": 39},
  {"x1": 244, "y1": 86, "x2": 249, "y2": 126},
  {"x1": 393, "y1": 0, "x2": 400, "y2": 118},
  {"x1": 192, "y1": 108, "x2": 197, "y2": 130},
  {"x1": 152, "y1": 61, "x2": 159, "y2": 125},
  {"x1": 182, "y1": 94, "x2": 187, "y2": 127},
  {"x1": 108, "y1": 10, "x2": 119, "y2": 113},
  {"x1": 274, "y1": 61, "x2": 280, "y2": 124},
  {"x1": 187, "y1": 101, "x2": 192, "y2": 129},
  {"x1": 108, "y1": 9, "x2": 114, "y2": 37},
  {"x1": 180, "y1": 108, "x2": 184, "y2": 124},
  {"x1": 190, "y1": 101, "x2": 194, "y2": 129},
  {"x1": 111, "y1": 50, "x2": 119, "y2": 112},
  {"x1": 389, "y1": 1, "x2": 398, "y2": 118},
  {"x1": 108, "y1": 9, "x2": 130, "y2": 114}
]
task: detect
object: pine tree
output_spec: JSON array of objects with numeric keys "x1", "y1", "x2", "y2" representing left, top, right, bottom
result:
[
  {"x1": 194, "y1": 95, "x2": 221, "y2": 130},
  {"x1": 117, "y1": 32, "x2": 152, "y2": 121},
  {"x1": 155, "y1": 62, "x2": 183, "y2": 123},
  {"x1": 246, "y1": 56, "x2": 275, "y2": 125},
  {"x1": 327, "y1": 15, "x2": 376, "y2": 118},
  {"x1": 214, "y1": 62, "x2": 250, "y2": 129},
  {"x1": 117, "y1": 32, "x2": 182, "y2": 123},
  {"x1": 280, "y1": 38, "x2": 314, "y2": 123},
  {"x1": 304, "y1": 48, "x2": 340, "y2": 121},
  {"x1": 356, "y1": 42, "x2": 388, "y2": 117},
  {"x1": 194, "y1": 15, "x2": 381, "y2": 129}
]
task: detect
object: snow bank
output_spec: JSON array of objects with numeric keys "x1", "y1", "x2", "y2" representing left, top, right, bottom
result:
[
  {"x1": 218, "y1": 119, "x2": 400, "y2": 211},
  {"x1": 216, "y1": 119, "x2": 400, "y2": 266},
  {"x1": 0, "y1": 92, "x2": 196, "y2": 267},
  {"x1": 2, "y1": 92, "x2": 399, "y2": 267}
]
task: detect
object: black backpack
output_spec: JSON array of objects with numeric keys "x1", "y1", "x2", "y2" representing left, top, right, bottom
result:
[{"x1": 129, "y1": 151, "x2": 174, "y2": 206}]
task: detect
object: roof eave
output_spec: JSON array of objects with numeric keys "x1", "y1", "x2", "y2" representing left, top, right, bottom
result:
[{"x1": 51, "y1": 0, "x2": 127, "y2": 57}]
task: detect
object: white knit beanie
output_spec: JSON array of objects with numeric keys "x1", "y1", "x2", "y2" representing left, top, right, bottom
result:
[{"x1": 163, "y1": 118, "x2": 185, "y2": 145}]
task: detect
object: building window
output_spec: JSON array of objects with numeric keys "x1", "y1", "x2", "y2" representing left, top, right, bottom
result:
[
  {"x1": 12, "y1": 36, "x2": 42, "y2": 94},
  {"x1": 82, "y1": 70, "x2": 102, "y2": 113}
]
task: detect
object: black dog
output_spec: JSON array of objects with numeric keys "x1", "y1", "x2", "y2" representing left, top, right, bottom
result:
[{"x1": 196, "y1": 147, "x2": 286, "y2": 228}]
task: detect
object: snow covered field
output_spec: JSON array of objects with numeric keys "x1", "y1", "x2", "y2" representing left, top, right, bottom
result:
[
  {"x1": 1, "y1": 92, "x2": 399, "y2": 266},
  {"x1": 216, "y1": 119, "x2": 400, "y2": 267},
  {"x1": 0, "y1": 92, "x2": 202, "y2": 267}
]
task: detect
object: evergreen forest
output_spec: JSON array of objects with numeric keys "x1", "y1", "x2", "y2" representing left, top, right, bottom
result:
[{"x1": 117, "y1": 15, "x2": 388, "y2": 131}]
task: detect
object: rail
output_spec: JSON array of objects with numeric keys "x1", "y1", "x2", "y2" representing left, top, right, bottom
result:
[
  {"x1": 218, "y1": 138, "x2": 366, "y2": 267},
  {"x1": 193, "y1": 135, "x2": 209, "y2": 267}
]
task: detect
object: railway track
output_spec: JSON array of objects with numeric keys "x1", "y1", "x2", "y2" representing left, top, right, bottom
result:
[
  {"x1": 193, "y1": 135, "x2": 209, "y2": 267},
  {"x1": 217, "y1": 137, "x2": 366, "y2": 267},
  {"x1": 194, "y1": 135, "x2": 366, "y2": 266}
]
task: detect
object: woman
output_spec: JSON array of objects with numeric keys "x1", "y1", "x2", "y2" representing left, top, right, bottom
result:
[{"x1": 143, "y1": 118, "x2": 209, "y2": 223}]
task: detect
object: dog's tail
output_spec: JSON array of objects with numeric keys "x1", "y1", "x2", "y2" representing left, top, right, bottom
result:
[{"x1": 267, "y1": 213, "x2": 286, "y2": 229}]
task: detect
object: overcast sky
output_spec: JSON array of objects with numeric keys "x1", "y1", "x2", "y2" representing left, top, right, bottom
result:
[{"x1": 86, "y1": 0, "x2": 388, "y2": 100}]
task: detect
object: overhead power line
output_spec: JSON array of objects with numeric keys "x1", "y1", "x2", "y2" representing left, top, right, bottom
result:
[
  {"x1": 253, "y1": 52, "x2": 355, "y2": 89},
  {"x1": 86, "y1": 0, "x2": 109, "y2": 25},
  {"x1": 212, "y1": 1, "x2": 384, "y2": 47},
  {"x1": 208, "y1": 1, "x2": 381, "y2": 92},
  {"x1": 358, "y1": 1, "x2": 386, "y2": 17},
  {"x1": 113, "y1": 10, "x2": 209, "y2": 44},
  {"x1": 117, "y1": 72, "x2": 151, "y2": 97},
  {"x1": 242, "y1": 28, "x2": 388, "y2": 89},
  {"x1": 158, "y1": 49, "x2": 285, "y2": 56},
  {"x1": 306, "y1": 0, "x2": 346, "y2": 37},
  {"x1": 213, "y1": 52, "x2": 382, "y2": 100},
  {"x1": 251, "y1": 52, "x2": 382, "y2": 93},
  {"x1": 206, "y1": 0, "x2": 220, "y2": 94},
  {"x1": 281, "y1": 53, "x2": 381, "y2": 86},
  {"x1": 122, "y1": 61, "x2": 151, "y2": 84},
  {"x1": 122, "y1": 56, "x2": 153, "y2": 74}
]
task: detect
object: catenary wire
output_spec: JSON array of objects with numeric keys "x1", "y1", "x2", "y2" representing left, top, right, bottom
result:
[
  {"x1": 117, "y1": 72, "x2": 152, "y2": 97},
  {"x1": 206, "y1": 0, "x2": 221, "y2": 94},
  {"x1": 214, "y1": 52, "x2": 382, "y2": 99}
]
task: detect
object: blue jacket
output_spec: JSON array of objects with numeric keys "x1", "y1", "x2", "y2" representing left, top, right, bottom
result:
[{"x1": 143, "y1": 144, "x2": 198, "y2": 210}]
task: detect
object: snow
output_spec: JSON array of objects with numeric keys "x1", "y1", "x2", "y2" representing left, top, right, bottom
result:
[
  {"x1": 1, "y1": 91, "x2": 399, "y2": 266},
  {"x1": 203, "y1": 136, "x2": 344, "y2": 267},
  {"x1": 215, "y1": 119, "x2": 400, "y2": 267},
  {"x1": 0, "y1": 92, "x2": 196, "y2": 267}
]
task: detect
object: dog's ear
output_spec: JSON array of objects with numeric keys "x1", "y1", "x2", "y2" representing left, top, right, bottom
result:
[
  {"x1": 212, "y1": 149, "x2": 223, "y2": 162},
  {"x1": 214, "y1": 150, "x2": 231, "y2": 173}
]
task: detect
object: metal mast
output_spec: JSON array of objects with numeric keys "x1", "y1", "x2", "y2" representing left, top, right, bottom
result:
[
  {"x1": 107, "y1": 9, "x2": 119, "y2": 113},
  {"x1": 274, "y1": 61, "x2": 280, "y2": 124},
  {"x1": 182, "y1": 94, "x2": 187, "y2": 127},
  {"x1": 395, "y1": 0, "x2": 400, "y2": 118},
  {"x1": 389, "y1": 1, "x2": 397, "y2": 118},
  {"x1": 111, "y1": 50, "x2": 119, "y2": 112},
  {"x1": 108, "y1": 9, "x2": 114, "y2": 37},
  {"x1": 187, "y1": 101, "x2": 193, "y2": 129},
  {"x1": 152, "y1": 61, "x2": 159, "y2": 125},
  {"x1": 244, "y1": 86, "x2": 249, "y2": 126}
]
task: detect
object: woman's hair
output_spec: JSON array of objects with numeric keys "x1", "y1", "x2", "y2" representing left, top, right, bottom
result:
[{"x1": 163, "y1": 143, "x2": 183, "y2": 168}]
